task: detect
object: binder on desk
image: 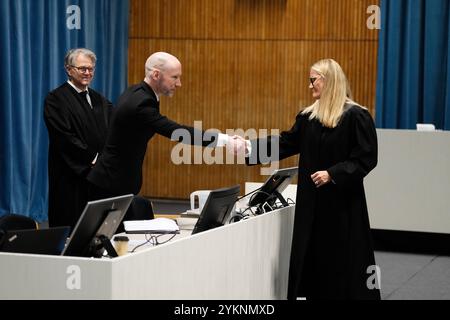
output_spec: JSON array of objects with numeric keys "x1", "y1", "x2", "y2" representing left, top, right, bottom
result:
[{"x1": 123, "y1": 218, "x2": 180, "y2": 234}]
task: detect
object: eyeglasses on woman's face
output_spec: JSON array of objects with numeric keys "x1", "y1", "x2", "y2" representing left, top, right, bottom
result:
[{"x1": 309, "y1": 77, "x2": 320, "y2": 86}]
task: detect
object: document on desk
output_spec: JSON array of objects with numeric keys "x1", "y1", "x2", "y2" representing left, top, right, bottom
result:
[{"x1": 124, "y1": 218, "x2": 180, "y2": 234}]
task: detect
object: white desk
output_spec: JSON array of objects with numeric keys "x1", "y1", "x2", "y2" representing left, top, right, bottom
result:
[
  {"x1": 246, "y1": 129, "x2": 450, "y2": 234},
  {"x1": 365, "y1": 129, "x2": 450, "y2": 234},
  {"x1": 0, "y1": 206, "x2": 295, "y2": 300}
]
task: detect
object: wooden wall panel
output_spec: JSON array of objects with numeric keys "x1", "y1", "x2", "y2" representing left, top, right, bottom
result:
[
  {"x1": 130, "y1": 0, "x2": 378, "y2": 41},
  {"x1": 129, "y1": 0, "x2": 380, "y2": 199}
]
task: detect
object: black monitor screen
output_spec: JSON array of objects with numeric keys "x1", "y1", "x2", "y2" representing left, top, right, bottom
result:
[
  {"x1": 61, "y1": 194, "x2": 133, "y2": 257},
  {"x1": 0, "y1": 226, "x2": 70, "y2": 255},
  {"x1": 248, "y1": 167, "x2": 298, "y2": 209},
  {"x1": 192, "y1": 185, "x2": 240, "y2": 235}
]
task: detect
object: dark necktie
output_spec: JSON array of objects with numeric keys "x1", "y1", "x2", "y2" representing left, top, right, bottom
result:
[{"x1": 79, "y1": 91, "x2": 92, "y2": 108}]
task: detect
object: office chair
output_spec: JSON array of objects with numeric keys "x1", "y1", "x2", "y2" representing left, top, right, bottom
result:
[
  {"x1": 116, "y1": 196, "x2": 155, "y2": 233},
  {"x1": 128, "y1": 196, "x2": 155, "y2": 220},
  {"x1": 0, "y1": 214, "x2": 38, "y2": 232},
  {"x1": 0, "y1": 214, "x2": 38, "y2": 248}
]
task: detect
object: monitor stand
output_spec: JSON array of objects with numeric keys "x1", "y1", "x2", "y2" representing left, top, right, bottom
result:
[
  {"x1": 255, "y1": 191, "x2": 289, "y2": 215},
  {"x1": 273, "y1": 190, "x2": 289, "y2": 207},
  {"x1": 88, "y1": 234, "x2": 118, "y2": 258}
]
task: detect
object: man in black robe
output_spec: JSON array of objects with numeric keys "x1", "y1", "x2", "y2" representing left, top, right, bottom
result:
[{"x1": 44, "y1": 48, "x2": 112, "y2": 230}]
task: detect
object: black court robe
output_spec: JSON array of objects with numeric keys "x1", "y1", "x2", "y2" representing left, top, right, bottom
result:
[
  {"x1": 248, "y1": 104, "x2": 381, "y2": 300},
  {"x1": 44, "y1": 82, "x2": 112, "y2": 230}
]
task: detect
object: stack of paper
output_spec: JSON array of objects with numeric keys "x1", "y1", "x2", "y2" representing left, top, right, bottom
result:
[{"x1": 124, "y1": 218, "x2": 180, "y2": 234}]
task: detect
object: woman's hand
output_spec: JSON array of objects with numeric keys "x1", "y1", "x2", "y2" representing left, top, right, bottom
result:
[{"x1": 311, "y1": 171, "x2": 331, "y2": 188}]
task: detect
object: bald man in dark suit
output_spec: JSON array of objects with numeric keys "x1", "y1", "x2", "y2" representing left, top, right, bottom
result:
[{"x1": 87, "y1": 52, "x2": 231, "y2": 219}]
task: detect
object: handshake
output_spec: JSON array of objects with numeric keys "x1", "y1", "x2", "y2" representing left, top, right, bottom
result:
[{"x1": 226, "y1": 135, "x2": 249, "y2": 156}]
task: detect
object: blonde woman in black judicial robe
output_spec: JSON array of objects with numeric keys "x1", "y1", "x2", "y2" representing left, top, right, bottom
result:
[
  {"x1": 44, "y1": 48, "x2": 112, "y2": 230},
  {"x1": 245, "y1": 59, "x2": 380, "y2": 300}
]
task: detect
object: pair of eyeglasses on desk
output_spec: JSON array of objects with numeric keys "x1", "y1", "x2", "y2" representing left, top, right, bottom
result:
[{"x1": 129, "y1": 233, "x2": 178, "y2": 253}]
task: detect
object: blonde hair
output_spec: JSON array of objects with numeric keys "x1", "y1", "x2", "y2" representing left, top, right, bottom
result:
[{"x1": 302, "y1": 59, "x2": 362, "y2": 128}]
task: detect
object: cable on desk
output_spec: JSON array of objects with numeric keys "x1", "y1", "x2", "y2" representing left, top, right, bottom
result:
[{"x1": 130, "y1": 233, "x2": 178, "y2": 253}]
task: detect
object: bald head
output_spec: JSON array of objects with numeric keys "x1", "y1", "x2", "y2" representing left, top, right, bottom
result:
[
  {"x1": 144, "y1": 52, "x2": 182, "y2": 97},
  {"x1": 145, "y1": 52, "x2": 181, "y2": 78}
]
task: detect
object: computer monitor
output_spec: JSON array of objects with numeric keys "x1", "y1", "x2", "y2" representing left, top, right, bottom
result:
[
  {"x1": 248, "y1": 167, "x2": 298, "y2": 213},
  {"x1": 0, "y1": 226, "x2": 70, "y2": 255},
  {"x1": 62, "y1": 194, "x2": 133, "y2": 258},
  {"x1": 191, "y1": 185, "x2": 240, "y2": 235}
]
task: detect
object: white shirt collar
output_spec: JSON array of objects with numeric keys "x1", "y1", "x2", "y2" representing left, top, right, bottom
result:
[
  {"x1": 144, "y1": 79, "x2": 159, "y2": 102},
  {"x1": 150, "y1": 85, "x2": 159, "y2": 102},
  {"x1": 67, "y1": 80, "x2": 89, "y2": 94}
]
